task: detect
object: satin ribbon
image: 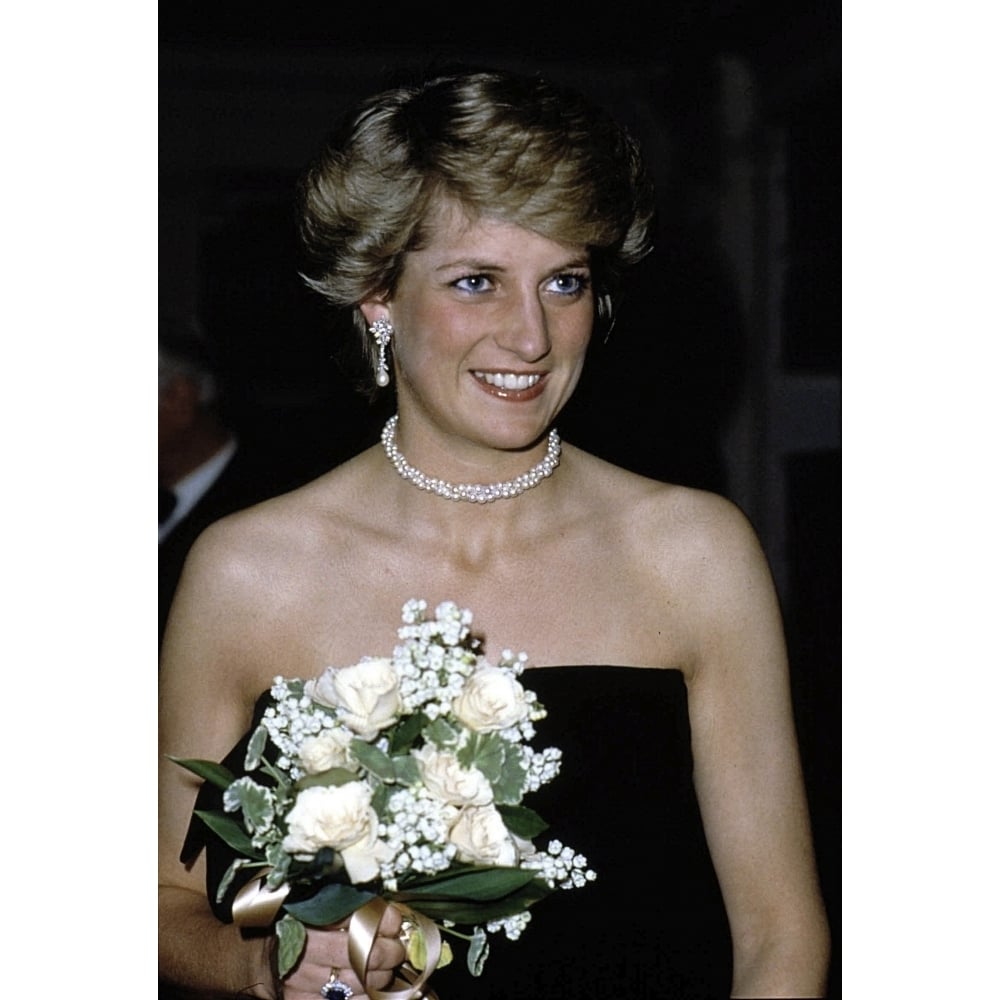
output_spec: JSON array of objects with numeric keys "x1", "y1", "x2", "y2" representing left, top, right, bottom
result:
[
  {"x1": 347, "y1": 897, "x2": 441, "y2": 1000},
  {"x1": 231, "y1": 876, "x2": 440, "y2": 999},
  {"x1": 232, "y1": 872, "x2": 290, "y2": 927}
]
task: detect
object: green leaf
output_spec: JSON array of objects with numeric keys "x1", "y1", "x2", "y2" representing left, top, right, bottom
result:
[
  {"x1": 350, "y1": 740, "x2": 396, "y2": 782},
  {"x1": 467, "y1": 926, "x2": 489, "y2": 977},
  {"x1": 456, "y1": 732, "x2": 504, "y2": 783},
  {"x1": 168, "y1": 756, "x2": 235, "y2": 791},
  {"x1": 224, "y1": 777, "x2": 275, "y2": 833},
  {"x1": 245, "y1": 724, "x2": 268, "y2": 771},
  {"x1": 193, "y1": 810, "x2": 259, "y2": 857},
  {"x1": 265, "y1": 843, "x2": 292, "y2": 887},
  {"x1": 295, "y1": 767, "x2": 360, "y2": 791},
  {"x1": 424, "y1": 717, "x2": 460, "y2": 747},
  {"x1": 388, "y1": 710, "x2": 427, "y2": 753},
  {"x1": 285, "y1": 679, "x2": 306, "y2": 698},
  {"x1": 275, "y1": 913, "x2": 307, "y2": 977},
  {"x1": 397, "y1": 866, "x2": 538, "y2": 900},
  {"x1": 392, "y1": 754, "x2": 421, "y2": 787},
  {"x1": 370, "y1": 779, "x2": 389, "y2": 817},
  {"x1": 497, "y1": 803, "x2": 549, "y2": 839},
  {"x1": 283, "y1": 882, "x2": 377, "y2": 926},
  {"x1": 491, "y1": 744, "x2": 528, "y2": 806},
  {"x1": 399, "y1": 881, "x2": 549, "y2": 924},
  {"x1": 271, "y1": 782, "x2": 295, "y2": 815},
  {"x1": 216, "y1": 857, "x2": 266, "y2": 904}
]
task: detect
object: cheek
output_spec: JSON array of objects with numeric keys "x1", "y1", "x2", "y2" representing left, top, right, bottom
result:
[
  {"x1": 393, "y1": 302, "x2": 473, "y2": 369},
  {"x1": 558, "y1": 312, "x2": 593, "y2": 360},
  {"x1": 552, "y1": 294, "x2": 594, "y2": 345}
]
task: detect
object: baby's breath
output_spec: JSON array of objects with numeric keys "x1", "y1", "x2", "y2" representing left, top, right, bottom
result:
[
  {"x1": 523, "y1": 745, "x2": 563, "y2": 793},
  {"x1": 260, "y1": 679, "x2": 340, "y2": 779},
  {"x1": 521, "y1": 840, "x2": 598, "y2": 890},
  {"x1": 378, "y1": 786, "x2": 459, "y2": 891},
  {"x1": 486, "y1": 911, "x2": 532, "y2": 941}
]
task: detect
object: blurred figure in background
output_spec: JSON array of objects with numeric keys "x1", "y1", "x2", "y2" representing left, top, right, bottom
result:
[{"x1": 159, "y1": 313, "x2": 288, "y2": 646}]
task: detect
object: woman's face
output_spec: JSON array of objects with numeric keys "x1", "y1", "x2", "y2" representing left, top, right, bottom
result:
[{"x1": 362, "y1": 200, "x2": 593, "y2": 459}]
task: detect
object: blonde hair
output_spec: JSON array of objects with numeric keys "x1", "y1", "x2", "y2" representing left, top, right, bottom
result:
[{"x1": 299, "y1": 70, "x2": 655, "y2": 382}]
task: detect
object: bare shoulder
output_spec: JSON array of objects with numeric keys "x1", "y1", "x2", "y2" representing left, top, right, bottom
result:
[
  {"x1": 629, "y1": 472, "x2": 773, "y2": 614},
  {"x1": 642, "y1": 477, "x2": 765, "y2": 575},
  {"x1": 600, "y1": 460, "x2": 783, "y2": 677},
  {"x1": 182, "y1": 451, "x2": 377, "y2": 588},
  {"x1": 562, "y1": 449, "x2": 776, "y2": 661},
  {"x1": 162, "y1": 453, "x2": 380, "y2": 686},
  {"x1": 571, "y1": 447, "x2": 761, "y2": 564}
]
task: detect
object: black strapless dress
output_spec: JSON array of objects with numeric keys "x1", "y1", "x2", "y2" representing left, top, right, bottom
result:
[
  {"x1": 184, "y1": 667, "x2": 732, "y2": 999},
  {"x1": 426, "y1": 667, "x2": 732, "y2": 999}
]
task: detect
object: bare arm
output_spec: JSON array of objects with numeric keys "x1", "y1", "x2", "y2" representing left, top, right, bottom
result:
[
  {"x1": 682, "y1": 497, "x2": 830, "y2": 997},
  {"x1": 158, "y1": 519, "x2": 404, "y2": 998},
  {"x1": 159, "y1": 522, "x2": 285, "y2": 997}
]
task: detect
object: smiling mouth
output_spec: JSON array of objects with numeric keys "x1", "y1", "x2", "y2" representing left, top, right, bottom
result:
[{"x1": 473, "y1": 371, "x2": 543, "y2": 391}]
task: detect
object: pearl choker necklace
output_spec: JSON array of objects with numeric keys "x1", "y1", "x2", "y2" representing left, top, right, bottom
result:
[{"x1": 381, "y1": 415, "x2": 561, "y2": 503}]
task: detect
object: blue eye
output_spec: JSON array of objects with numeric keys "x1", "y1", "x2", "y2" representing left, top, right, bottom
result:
[
  {"x1": 453, "y1": 274, "x2": 493, "y2": 293},
  {"x1": 548, "y1": 273, "x2": 590, "y2": 296}
]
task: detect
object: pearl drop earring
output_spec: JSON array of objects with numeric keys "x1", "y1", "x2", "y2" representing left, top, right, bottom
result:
[{"x1": 369, "y1": 318, "x2": 394, "y2": 388}]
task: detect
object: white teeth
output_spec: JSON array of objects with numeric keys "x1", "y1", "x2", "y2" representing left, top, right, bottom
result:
[{"x1": 475, "y1": 372, "x2": 541, "y2": 390}]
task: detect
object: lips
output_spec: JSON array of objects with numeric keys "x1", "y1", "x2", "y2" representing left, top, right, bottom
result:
[{"x1": 472, "y1": 370, "x2": 547, "y2": 400}]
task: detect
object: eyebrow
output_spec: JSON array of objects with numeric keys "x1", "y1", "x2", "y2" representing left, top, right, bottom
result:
[
  {"x1": 433, "y1": 255, "x2": 591, "y2": 274},
  {"x1": 433, "y1": 259, "x2": 498, "y2": 273}
]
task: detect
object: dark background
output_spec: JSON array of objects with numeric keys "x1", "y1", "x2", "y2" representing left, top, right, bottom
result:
[{"x1": 161, "y1": 4, "x2": 840, "y2": 993}]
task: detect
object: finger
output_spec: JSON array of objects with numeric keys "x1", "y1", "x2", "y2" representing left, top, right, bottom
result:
[
  {"x1": 315, "y1": 914, "x2": 403, "y2": 989},
  {"x1": 319, "y1": 958, "x2": 399, "y2": 999},
  {"x1": 317, "y1": 963, "x2": 362, "y2": 999},
  {"x1": 376, "y1": 902, "x2": 404, "y2": 938},
  {"x1": 368, "y1": 930, "x2": 406, "y2": 972}
]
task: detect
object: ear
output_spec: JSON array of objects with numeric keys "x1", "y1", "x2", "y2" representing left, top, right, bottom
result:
[{"x1": 358, "y1": 297, "x2": 391, "y2": 329}]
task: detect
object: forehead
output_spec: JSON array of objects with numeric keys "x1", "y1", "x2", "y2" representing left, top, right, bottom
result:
[{"x1": 412, "y1": 196, "x2": 587, "y2": 264}]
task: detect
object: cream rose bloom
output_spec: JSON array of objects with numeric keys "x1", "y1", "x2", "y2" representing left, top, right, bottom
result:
[
  {"x1": 306, "y1": 657, "x2": 401, "y2": 740},
  {"x1": 282, "y1": 781, "x2": 389, "y2": 882},
  {"x1": 339, "y1": 811, "x2": 394, "y2": 883},
  {"x1": 452, "y1": 666, "x2": 530, "y2": 733},
  {"x1": 298, "y1": 728, "x2": 358, "y2": 775},
  {"x1": 414, "y1": 747, "x2": 493, "y2": 807},
  {"x1": 449, "y1": 804, "x2": 519, "y2": 866}
]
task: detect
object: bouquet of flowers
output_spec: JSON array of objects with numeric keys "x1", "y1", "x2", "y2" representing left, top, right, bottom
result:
[{"x1": 173, "y1": 599, "x2": 595, "y2": 995}]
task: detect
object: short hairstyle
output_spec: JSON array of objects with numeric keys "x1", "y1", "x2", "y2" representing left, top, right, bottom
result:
[{"x1": 298, "y1": 70, "x2": 655, "y2": 381}]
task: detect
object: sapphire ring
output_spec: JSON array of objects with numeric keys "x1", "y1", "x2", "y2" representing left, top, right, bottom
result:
[{"x1": 320, "y1": 969, "x2": 354, "y2": 1000}]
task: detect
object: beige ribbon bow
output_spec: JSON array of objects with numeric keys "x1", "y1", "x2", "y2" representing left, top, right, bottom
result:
[{"x1": 232, "y1": 875, "x2": 441, "y2": 999}]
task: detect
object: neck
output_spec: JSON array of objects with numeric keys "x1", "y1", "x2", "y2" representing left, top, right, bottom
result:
[
  {"x1": 371, "y1": 439, "x2": 577, "y2": 570},
  {"x1": 381, "y1": 415, "x2": 560, "y2": 505}
]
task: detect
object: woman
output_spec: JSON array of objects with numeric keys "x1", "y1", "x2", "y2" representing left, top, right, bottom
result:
[{"x1": 159, "y1": 70, "x2": 830, "y2": 998}]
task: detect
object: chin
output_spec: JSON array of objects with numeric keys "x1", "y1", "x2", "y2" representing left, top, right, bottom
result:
[{"x1": 481, "y1": 415, "x2": 557, "y2": 452}]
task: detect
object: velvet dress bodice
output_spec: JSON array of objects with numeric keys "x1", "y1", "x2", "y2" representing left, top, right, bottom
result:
[{"x1": 427, "y1": 666, "x2": 732, "y2": 999}]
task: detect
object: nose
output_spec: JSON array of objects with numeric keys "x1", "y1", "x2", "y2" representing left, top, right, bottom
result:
[{"x1": 494, "y1": 286, "x2": 551, "y2": 362}]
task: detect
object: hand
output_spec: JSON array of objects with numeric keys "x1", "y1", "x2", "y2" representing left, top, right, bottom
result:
[{"x1": 282, "y1": 904, "x2": 406, "y2": 1000}]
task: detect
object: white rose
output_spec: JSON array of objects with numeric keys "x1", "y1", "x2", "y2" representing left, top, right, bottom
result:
[
  {"x1": 340, "y1": 813, "x2": 394, "y2": 883},
  {"x1": 298, "y1": 729, "x2": 359, "y2": 775},
  {"x1": 449, "y1": 804, "x2": 519, "y2": 866},
  {"x1": 282, "y1": 782, "x2": 378, "y2": 860},
  {"x1": 306, "y1": 657, "x2": 401, "y2": 740},
  {"x1": 414, "y1": 747, "x2": 493, "y2": 807},
  {"x1": 452, "y1": 666, "x2": 529, "y2": 733}
]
